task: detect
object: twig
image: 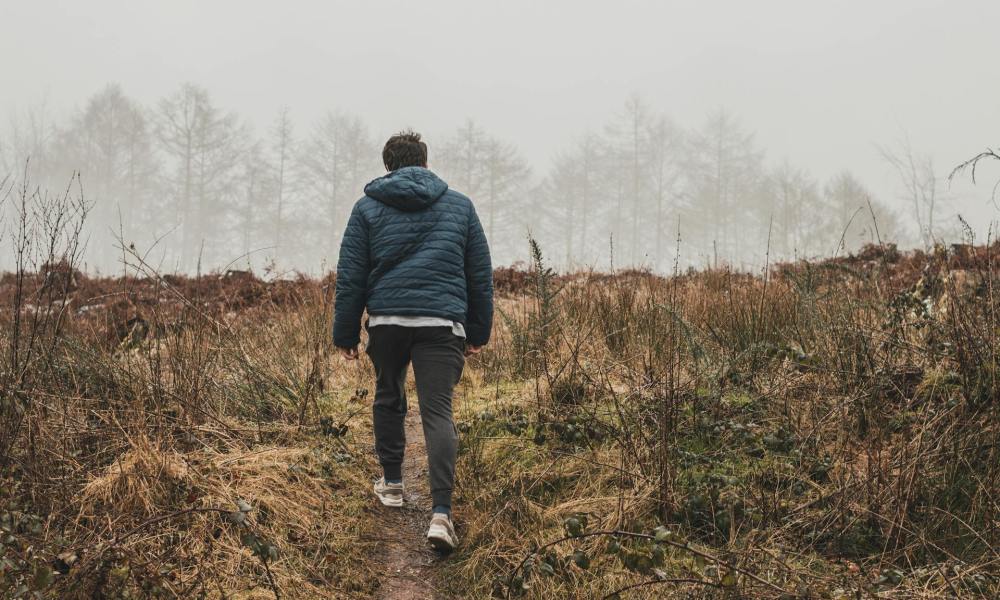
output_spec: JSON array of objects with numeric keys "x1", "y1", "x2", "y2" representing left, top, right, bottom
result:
[{"x1": 601, "y1": 577, "x2": 719, "y2": 599}]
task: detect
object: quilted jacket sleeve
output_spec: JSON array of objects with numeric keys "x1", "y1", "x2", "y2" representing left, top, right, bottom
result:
[
  {"x1": 464, "y1": 204, "x2": 494, "y2": 346},
  {"x1": 332, "y1": 202, "x2": 371, "y2": 348}
]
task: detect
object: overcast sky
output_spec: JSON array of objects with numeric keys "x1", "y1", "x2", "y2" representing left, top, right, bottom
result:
[{"x1": 3, "y1": 0, "x2": 999, "y2": 237}]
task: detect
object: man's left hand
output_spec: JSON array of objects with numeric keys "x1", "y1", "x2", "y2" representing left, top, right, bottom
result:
[{"x1": 338, "y1": 345, "x2": 360, "y2": 360}]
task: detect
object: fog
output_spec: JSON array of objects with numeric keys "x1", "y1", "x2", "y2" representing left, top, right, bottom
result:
[{"x1": 2, "y1": 0, "x2": 999, "y2": 274}]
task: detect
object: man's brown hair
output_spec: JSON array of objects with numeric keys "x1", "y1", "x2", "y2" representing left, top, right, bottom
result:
[{"x1": 382, "y1": 130, "x2": 428, "y2": 171}]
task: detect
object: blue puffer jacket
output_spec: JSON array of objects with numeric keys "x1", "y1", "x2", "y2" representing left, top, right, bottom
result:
[{"x1": 332, "y1": 166, "x2": 494, "y2": 348}]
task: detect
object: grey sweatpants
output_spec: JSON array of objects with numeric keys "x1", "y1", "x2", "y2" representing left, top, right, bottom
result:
[{"x1": 365, "y1": 324, "x2": 465, "y2": 508}]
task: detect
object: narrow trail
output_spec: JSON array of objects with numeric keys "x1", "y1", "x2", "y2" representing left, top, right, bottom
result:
[{"x1": 374, "y1": 411, "x2": 449, "y2": 600}]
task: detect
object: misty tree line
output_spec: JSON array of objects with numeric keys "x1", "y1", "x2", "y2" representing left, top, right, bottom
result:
[{"x1": 1, "y1": 83, "x2": 921, "y2": 274}]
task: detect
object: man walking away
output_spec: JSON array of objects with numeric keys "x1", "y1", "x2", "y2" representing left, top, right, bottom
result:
[{"x1": 332, "y1": 131, "x2": 494, "y2": 551}]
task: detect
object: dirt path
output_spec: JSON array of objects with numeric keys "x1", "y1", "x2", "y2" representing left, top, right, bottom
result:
[{"x1": 374, "y1": 411, "x2": 448, "y2": 600}]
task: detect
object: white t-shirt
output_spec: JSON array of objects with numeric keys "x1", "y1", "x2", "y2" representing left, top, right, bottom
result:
[{"x1": 368, "y1": 315, "x2": 466, "y2": 338}]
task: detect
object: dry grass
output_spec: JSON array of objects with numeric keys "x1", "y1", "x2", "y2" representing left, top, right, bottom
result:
[
  {"x1": 443, "y1": 242, "x2": 999, "y2": 599},
  {"x1": 1, "y1": 195, "x2": 998, "y2": 599}
]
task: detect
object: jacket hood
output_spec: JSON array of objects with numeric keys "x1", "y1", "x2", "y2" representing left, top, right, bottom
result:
[{"x1": 364, "y1": 166, "x2": 449, "y2": 211}]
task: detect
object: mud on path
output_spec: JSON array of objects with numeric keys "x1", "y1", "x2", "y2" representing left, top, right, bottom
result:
[{"x1": 374, "y1": 411, "x2": 451, "y2": 600}]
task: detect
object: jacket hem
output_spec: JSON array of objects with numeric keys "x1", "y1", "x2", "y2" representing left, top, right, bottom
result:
[{"x1": 367, "y1": 307, "x2": 466, "y2": 324}]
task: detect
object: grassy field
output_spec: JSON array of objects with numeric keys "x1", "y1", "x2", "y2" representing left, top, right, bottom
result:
[{"x1": 1, "y1": 235, "x2": 998, "y2": 598}]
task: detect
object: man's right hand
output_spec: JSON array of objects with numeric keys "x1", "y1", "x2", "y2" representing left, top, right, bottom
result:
[
  {"x1": 464, "y1": 344, "x2": 483, "y2": 357},
  {"x1": 338, "y1": 345, "x2": 360, "y2": 360}
]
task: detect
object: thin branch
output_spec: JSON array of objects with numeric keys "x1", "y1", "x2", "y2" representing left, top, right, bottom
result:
[{"x1": 602, "y1": 577, "x2": 720, "y2": 599}]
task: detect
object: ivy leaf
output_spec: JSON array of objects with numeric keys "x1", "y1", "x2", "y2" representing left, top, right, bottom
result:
[
  {"x1": 522, "y1": 557, "x2": 535, "y2": 578},
  {"x1": 651, "y1": 544, "x2": 666, "y2": 566},
  {"x1": 563, "y1": 517, "x2": 583, "y2": 538},
  {"x1": 653, "y1": 526, "x2": 673, "y2": 543},
  {"x1": 634, "y1": 554, "x2": 653, "y2": 575},
  {"x1": 31, "y1": 562, "x2": 53, "y2": 590},
  {"x1": 514, "y1": 574, "x2": 530, "y2": 592},
  {"x1": 264, "y1": 543, "x2": 279, "y2": 562},
  {"x1": 571, "y1": 550, "x2": 590, "y2": 570}
]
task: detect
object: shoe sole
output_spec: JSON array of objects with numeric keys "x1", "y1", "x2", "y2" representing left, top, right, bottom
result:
[
  {"x1": 373, "y1": 484, "x2": 404, "y2": 507},
  {"x1": 427, "y1": 527, "x2": 457, "y2": 552}
]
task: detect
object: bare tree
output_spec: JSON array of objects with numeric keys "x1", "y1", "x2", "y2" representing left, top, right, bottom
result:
[
  {"x1": 436, "y1": 120, "x2": 530, "y2": 262},
  {"x1": 541, "y1": 132, "x2": 608, "y2": 269},
  {"x1": 483, "y1": 137, "x2": 530, "y2": 249},
  {"x1": 437, "y1": 120, "x2": 486, "y2": 199},
  {"x1": 1, "y1": 99, "x2": 57, "y2": 187},
  {"x1": 683, "y1": 109, "x2": 764, "y2": 262},
  {"x1": 878, "y1": 136, "x2": 941, "y2": 249},
  {"x1": 575, "y1": 133, "x2": 605, "y2": 267},
  {"x1": 298, "y1": 111, "x2": 376, "y2": 265},
  {"x1": 542, "y1": 150, "x2": 580, "y2": 269},
  {"x1": 238, "y1": 140, "x2": 278, "y2": 262},
  {"x1": 269, "y1": 107, "x2": 294, "y2": 263},
  {"x1": 155, "y1": 83, "x2": 248, "y2": 270},
  {"x1": 647, "y1": 116, "x2": 683, "y2": 269},
  {"x1": 612, "y1": 95, "x2": 650, "y2": 265},
  {"x1": 823, "y1": 170, "x2": 902, "y2": 253},
  {"x1": 764, "y1": 162, "x2": 821, "y2": 258},
  {"x1": 56, "y1": 84, "x2": 157, "y2": 270}
]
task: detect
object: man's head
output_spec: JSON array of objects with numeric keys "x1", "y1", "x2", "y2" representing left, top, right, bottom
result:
[{"x1": 382, "y1": 131, "x2": 428, "y2": 172}]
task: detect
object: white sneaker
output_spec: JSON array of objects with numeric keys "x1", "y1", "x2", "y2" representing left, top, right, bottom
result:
[
  {"x1": 426, "y1": 512, "x2": 459, "y2": 551},
  {"x1": 373, "y1": 477, "x2": 404, "y2": 507}
]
